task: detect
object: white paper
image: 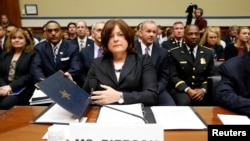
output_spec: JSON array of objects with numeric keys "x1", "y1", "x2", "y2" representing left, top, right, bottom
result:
[
  {"x1": 34, "y1": 103, "x2": 87, "y2": 124},
  {"x1": 217, "y1": 114, "x2": 250, "y2": 125},
  {"x1": 29, "y1": 89, "x2": 54, "y2": 105},
  {"x1": 151, "y1": 106, "x2": 207, "y2": 130},
  {"x1": 97, "y1": 103, "x2": 145, "y2": 124}
]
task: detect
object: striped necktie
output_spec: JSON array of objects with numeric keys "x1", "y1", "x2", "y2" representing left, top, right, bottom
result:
[
  {"x1": 53, "y1": 46, "x2": 58, "y2": 63},
  {"x1": 80, "y1": 40, "x2": 84, "y2": 50},
  {"x1": 97, "y1": 47, "x2": 103, "y2": 57},
  {"x1": 145, "y1": 46, "x2": 150, "y2": 56}
]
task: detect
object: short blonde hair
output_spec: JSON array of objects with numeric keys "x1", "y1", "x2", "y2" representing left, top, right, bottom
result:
[{"x1": 200, "y1": 26, "x2": 221, "y2": 46}]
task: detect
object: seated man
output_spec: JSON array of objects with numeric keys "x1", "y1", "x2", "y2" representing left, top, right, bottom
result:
[
  {"x1": 213, "y1": 51, "x2": 250, "y2": 117},
  {"x1": 31, "y1": 20, "x2": 81, "y2": 84},
  {"x1": 168, "y1": 25, "x2": 214, "y2": 106}
]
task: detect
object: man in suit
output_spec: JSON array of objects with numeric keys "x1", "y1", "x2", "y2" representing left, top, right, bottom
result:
[
  {"x1": 214, "y1": 51, "x2": 250, "y2": 116},
  {"x1": 71, "y1": 20, "x2": 94, "y2": 52},
  {"x1": 135, "y1": 20, "x2": 176, "y2": 106},
  {"x1": 80, "y1": 21, "x2": 105, "y2": 85},
  {"x1": 222, "y1": 25, "x2": 238, "y2": 46},
  {"x1": 162, "y1": 21, "x2": 185, "y2": 51},
  {"x1": 168, "y1": 25, "x2": 214, "y2": 106},
  {"x1": 31, "y1": 20, "x2": 81, "y2": 85}
]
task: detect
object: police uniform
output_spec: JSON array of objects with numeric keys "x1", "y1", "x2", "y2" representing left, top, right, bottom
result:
[
  {"x1": 168, "y1": 44, "x2": 215, "y2": 105},
  {"x1": 162, "y1": 38, "x2": 185, "y2": 52}
]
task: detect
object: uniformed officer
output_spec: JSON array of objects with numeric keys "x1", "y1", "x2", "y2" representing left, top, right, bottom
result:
[
  {"x1": 168, "y1": 25, "x2": 215, "y2": 106},
  {"x1": 162, "y1": 21, "x2": 185, "y2": 51}
]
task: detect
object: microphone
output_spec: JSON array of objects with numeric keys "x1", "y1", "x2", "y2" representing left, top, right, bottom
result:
[
  {"x1": 88, "y1": 79, "x2": 148, "y2": 123},
  {"x1": 89, "y1": 78, "x2": 98, "y2": 93},
  {"x1": 99, "y1": 104, "x2": 148, "y2": 123}
]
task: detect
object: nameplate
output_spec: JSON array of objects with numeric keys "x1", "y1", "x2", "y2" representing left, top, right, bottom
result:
[{"x1": 69, "y1": 123, "x2": 163, "y2": 141}]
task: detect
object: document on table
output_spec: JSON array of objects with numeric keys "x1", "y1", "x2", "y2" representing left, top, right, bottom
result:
[
  {"x1": 29, "y1": 89, "x2": 53, "y2": 105},
  {"x1": 97, "y1": 103, "x2": 146, "y2": 124},
  {"x1": 151, "y1": 106, "x2": 207, "y2": 130},
  {"x1": 217, "y1": 114, "x2": 250, "y2": 125},
  {"x1": 32, "y1": 103, "x2": 87, "y2": 124}
]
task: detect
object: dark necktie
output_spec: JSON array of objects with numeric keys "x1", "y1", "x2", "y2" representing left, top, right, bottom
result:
[
  {"x1": 97, "y1": 47, "x2": 103, "y2": 57},
  {"x1": 176, "y1": 41, "x2": 180, "y2": 47},
  {"x1": 0, "y1": 40, "x2": 2, "y2": 51},
  {"x1": 189, "y1": 48, "x2": 195, "y2": 62}
]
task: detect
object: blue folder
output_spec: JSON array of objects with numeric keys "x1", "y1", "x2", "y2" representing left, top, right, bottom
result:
[{"x1": 36, "y1": 70, "x2": 91, "y2": 120}]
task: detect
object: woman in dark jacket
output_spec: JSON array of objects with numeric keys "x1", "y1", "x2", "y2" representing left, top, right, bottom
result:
[
  {"x1": 0, "y1": 28, "x2": 35, "y2": 109},
  {"x1": 224, "y1": 26, "x2": 249, "y2": 61}
]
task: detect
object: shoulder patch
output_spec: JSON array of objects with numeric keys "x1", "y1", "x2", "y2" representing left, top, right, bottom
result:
[
  {"x1": 201, "y1": 45, "x2": 213, "y2": 50},
  {"x1": 169, "y1": 46, "x2": 180, "y2": 51}
]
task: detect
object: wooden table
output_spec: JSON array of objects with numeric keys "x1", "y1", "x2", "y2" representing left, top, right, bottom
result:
[{"x1": 0, "y1": 106, "x2": 236, "y2": 141}]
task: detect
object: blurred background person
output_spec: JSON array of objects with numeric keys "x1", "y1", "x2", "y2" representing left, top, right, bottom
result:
[
  {"x1": 223, "y1": 25, "x2": 239, "y2": 46},
  {"x1": 23, "y1": 28, "x2": 39, "y2": 46},
  {"x1": 6, "y1": 24, "x2": 16, "y2": 36},
  {"x1": 0, "y1": 24, "x2": 7, "y2": 55},
  {"x1": 80, "y1": 21, "x2": 105, "y2": 86},
  {"x1": 62, "y1": 30, "x2": 69, "y2": 40},
  {"x1": 72, "y1": 20, "x2": 94, "y2": 51},
  {"x1": 224, "y1": 26, "x2": 250, "y2": 61},
  {"x1": 0, "y1": 28, "x2": 35, "y2": 109},
  {"x1": 67, "y1": 22, "x2": 77, "y2": 40},
  {"x1": 1, "y1": 14, "x2": 11, "y2": 28},
  {"x1": 165, "y1": 27, "x2": 173, "y2": 40},
  {"x1": 194, "y1": 8, "x2": 207, "y2": 37},
  {"x1": 27, "y1": 27, "x2": 41, "y2": 42},
  {"x1": 156, "y1": 25, "x2": 167, "y2": 46},
  {"x1": 199, "y1": 26, "x2": 225, "y2": 61},
  {"x1": 162, "y1": 21, "x2": 185, "y2": 51}
]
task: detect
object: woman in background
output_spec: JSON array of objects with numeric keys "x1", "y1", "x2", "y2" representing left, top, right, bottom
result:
[
  {"x1": 200, "y1": 26, "x2": 224, "y2": 61},
  {"x1": 0, "y1": 28, "x2": 35, "y2": 109},
  {"x1": 224, "y1": 26, "x2": 250, "y2": 60}
]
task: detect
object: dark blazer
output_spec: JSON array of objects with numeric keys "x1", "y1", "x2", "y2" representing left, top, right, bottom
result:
[
  {"x1": 213, "y1": 44, "x2": 225, "y2": 61},
  {"x1": 204, "y1": 44, "x2": 224, "y2": 61},
  {"x1": 168, "y1": 44, "x2": 215, "y2": 92},
  {"x1": 0, "y1": 51, "x2": 36, "y2": 108},
  {"x1": 71, "y1": 38, "x2": 94, "y2": 52},
  {"x1": 214, "y1": 52, "x2": 250, "y2": 116},
  {"x1": 135, "y1": 40, "x2": 169, "y2": 93},
  {"x1": 79, "y1": 44, "x2": 95, "y2": 84},
  {"x1": 31, "y1": 40, "x2": 81, "y2": 83},
  {"x1": 223, "y1": 35, "x2": 235, "y2": 46},
  {"x1": 0, "y1": 36, "x2": 7, "y2": 55},
  {"x1": 224, "y1": 43, "x2": 248, "y2": 61},
  {"x1": 83, "y1": 53, "x2": 158, "y2": 106}
]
